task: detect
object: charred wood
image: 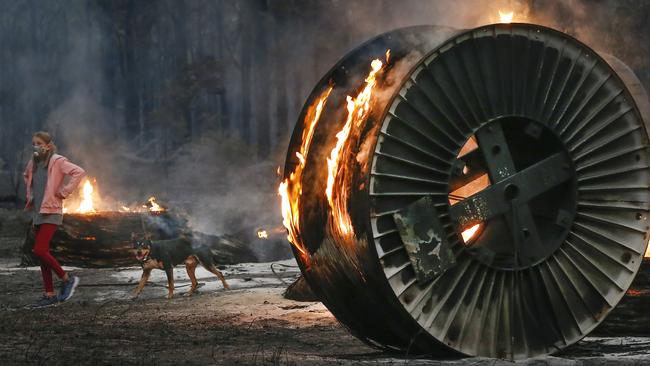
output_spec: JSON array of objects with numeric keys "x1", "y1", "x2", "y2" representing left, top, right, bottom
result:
[{"x1": 21, "y1": 212, "x2": 256, "y2": 267}]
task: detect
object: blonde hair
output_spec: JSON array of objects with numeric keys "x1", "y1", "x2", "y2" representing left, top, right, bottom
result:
[{"x1": 32, "y1": 131, "x2": 57, "y2": 169}]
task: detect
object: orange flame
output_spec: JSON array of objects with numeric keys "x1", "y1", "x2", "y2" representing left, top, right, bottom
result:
[
  {"x1": 326, "y1": 57, "x2": 385, "y2": 238},
  {"x1": 461, "y1": 224, "x2": 481, "y2": 243},
  {"x1": 76, "y1": 179, "x2": 97, "y2": 214},
  {"x1": 62, "y1": 177, "x2": 166, "y2": 215},
  {"x1": 147, "y1": 196, "x2": 164, "y2": 213},
  {"x1": 499, "y1": 10, "x2": 514, "y2": 23},
  {"x1": 257, "y1": 230, "x2": 269, "y2": 239},
  {"x1": 279, "y1": 87, "x2": 333, "y2": 263}
]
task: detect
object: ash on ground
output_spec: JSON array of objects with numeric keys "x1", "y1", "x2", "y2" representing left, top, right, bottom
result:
[{"x1": 0, "y1": 209, "x2": 649, "y2": 365}]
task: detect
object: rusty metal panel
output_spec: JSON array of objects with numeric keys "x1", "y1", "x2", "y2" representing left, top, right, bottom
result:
[{"x1": 393, "y1": 196, "x2": 455, "y2": 283}]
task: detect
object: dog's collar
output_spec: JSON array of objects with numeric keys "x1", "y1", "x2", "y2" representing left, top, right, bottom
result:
[{"x1": 138, "y1": 253, "x2": 150, "y2": 264}]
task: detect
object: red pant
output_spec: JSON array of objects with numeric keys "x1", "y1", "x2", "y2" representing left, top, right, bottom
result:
[{"x1": 32, "y1": 224, "x2": 65, "y2": 293}]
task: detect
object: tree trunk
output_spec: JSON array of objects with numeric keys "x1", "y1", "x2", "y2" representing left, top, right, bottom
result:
[
  {"x1": 123, "y1": 0, "x2": 141, "y2": 139},
  {"x1": 254, "y1": 4, "x2": 271, "y2": 158},
  {"x1": 215, "y1": 0, "x2": 230, "y2": 134},
  {"x1": 239, "y1": 3, "x2": 253, "y2": 145},
  {"x1": 273, "y1": 17, "x2": 289, "y2": 150}
]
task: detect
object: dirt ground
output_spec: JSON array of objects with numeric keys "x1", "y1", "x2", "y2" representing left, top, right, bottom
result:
[{"x1": 2, "y1": 209, "x2": 650, "y2": 365}]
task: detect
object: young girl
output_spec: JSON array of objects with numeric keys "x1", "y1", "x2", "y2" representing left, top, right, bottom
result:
[{"x1": 23, "y1": 131, "x2": 85, "y2": 306}]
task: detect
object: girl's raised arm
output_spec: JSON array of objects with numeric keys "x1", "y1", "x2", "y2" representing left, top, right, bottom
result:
[{"x1": 57, "y1": 159, "x2": 86, "y2": 199}]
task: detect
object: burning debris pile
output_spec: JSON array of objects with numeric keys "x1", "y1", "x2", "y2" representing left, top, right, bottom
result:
[
  {"x1": 22, "y1": 178, "x2": 257, "y2": 267},
  {"x1": 278, "y1": 19, "x2": 650, "y2": 361},
  {"x1": 62, "y1": 178, "x2": 165, "y2": 215}
]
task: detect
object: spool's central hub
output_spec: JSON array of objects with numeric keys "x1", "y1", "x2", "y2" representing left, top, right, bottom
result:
[{"x1": 450, "y1": 117, "x2": 576, "y2": 270}]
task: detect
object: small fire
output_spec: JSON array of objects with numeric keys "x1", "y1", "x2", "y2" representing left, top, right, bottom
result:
[
  {"x1": 326, "y1": 56, "x2": 385, "y2": 238},
  {"x1": 257, "y1": 230, "x2": 268, "y2": 239},
  {"x1": 147, "y1": 196, "x2": 164, "y2": 213},
  {"x1": 499, "y1": 10, "x2": 514, "y2": 23},
  {"x1": 62, "y1": 178, "x2": 166, "y2": 215},
  {"x1": 76, "y1": 179, "x2": 96, "y2": 214},
  {"x1": 279, "y1": 87, "x2": 333, "y2": 263},
  {"x1": 462, "y1": 224, "x2": 481, "y2": 243}
]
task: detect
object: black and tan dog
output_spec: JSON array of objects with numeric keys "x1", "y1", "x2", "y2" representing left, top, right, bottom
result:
[{"x1": 132, "y1": 235, "x2": 230, "y2": 299}]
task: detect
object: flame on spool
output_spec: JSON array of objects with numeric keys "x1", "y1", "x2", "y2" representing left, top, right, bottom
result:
[
  {"x1": 499, "y1": 10, "x2": 514, "y2": 23},
  {"x1": 462, "y1": 224, "x2": 481, "y2": 242},
  {"x1": 278, "y1": 87, "x2": 333, "y2": 263},
  {"x1": 326, "y1": 56, "x2": 386, "y2": 238}
]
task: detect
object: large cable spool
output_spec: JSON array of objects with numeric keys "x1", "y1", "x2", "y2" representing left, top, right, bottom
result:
[{"x1": 281, "y1": 23, "x2": 650, "y2": 360}]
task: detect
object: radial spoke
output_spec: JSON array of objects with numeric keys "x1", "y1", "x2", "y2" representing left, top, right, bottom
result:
[
  {"x1": 558, "y1": 74, "x2": 612, "y2": 138},
  {"x1": 456, "y1": 265, "x2": 489, "y2": 348},
  {"x1": 379, "y1": 130, "x2": 452, "y2": 166},
  {"x1": 543, "y1": 48, "x2": 582, "y2": 123},
  {"x1": 536, "y1": 39, "x2": 566, "y2": 121}
]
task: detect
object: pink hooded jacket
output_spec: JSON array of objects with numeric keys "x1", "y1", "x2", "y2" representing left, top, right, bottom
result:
[{"x1": 23, "y1": 154, "x2": 86, "y2": 214}]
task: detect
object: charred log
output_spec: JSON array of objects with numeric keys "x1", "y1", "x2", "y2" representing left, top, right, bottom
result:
[{"x1": 21, "y1": 212, "x2": 256, "y2": 267}]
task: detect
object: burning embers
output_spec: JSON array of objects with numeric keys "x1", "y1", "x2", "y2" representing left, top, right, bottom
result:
[
  {"x1": 257, "y1": 230, "x2": 268, "y2": 239},
  {"x1": 63, "y1": 178, "x2": 166, "y2": 215}
]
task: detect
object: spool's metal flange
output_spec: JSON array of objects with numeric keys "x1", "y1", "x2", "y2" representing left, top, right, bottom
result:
[{"x1": 370, "y1": 23, "x2": 650, "y2": 359}]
